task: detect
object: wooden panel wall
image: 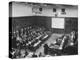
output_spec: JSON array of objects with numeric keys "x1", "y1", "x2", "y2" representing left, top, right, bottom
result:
[{"x1": 10, "y1": 16, "x2": 78, "y2": 34}]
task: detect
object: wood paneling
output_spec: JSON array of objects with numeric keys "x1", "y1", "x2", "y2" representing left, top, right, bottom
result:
[
  {"x1": 65, "y1": 18, "x2": 78, "y2": 33},
  {"x1": 10, "y1": 16, "x2": 78, "y2": 34}
]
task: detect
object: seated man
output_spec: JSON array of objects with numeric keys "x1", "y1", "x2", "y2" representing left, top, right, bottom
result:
[
  {"x1": 44, "y1": 44, "x2": 49, "y2": 55},
  {"x1": 68, "y1": 31, "x2": 78, "y2": 46},
  {"x1": 32, "y1": 53, "x2": 37, "y2": 57},
  {"x1": 20, "y1": 49, "x2": 26, "y2": 58},
  {"x1": 59, "y1": 35, "x2": 69, "y2": 50}
]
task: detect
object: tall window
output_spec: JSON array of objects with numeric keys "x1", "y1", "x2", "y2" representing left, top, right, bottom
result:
[
  {"x1": 62, "y1": 8, "x2": 65, "y2": 12},
  {"x1": 53, "y1": 8, "x2": 56, "y2": 12},
  {"x1": 39, "y1": 7, "x2": 42, "y2": 11}
]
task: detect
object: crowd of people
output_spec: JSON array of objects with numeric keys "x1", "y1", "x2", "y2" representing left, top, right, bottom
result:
[
  {"x1": 10, "y1": 25, "x2": 51, "y2": 58},
  {"x1": 10, "y1": 24, "x2": 78, "y2": 58}
]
